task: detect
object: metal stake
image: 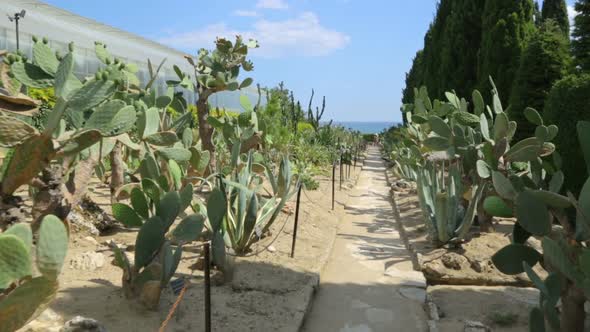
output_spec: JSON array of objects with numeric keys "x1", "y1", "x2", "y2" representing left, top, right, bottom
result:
[
  {"x1": 204, "y1": 242, "x2": 211, "y2": 332},
  {"x1": 290, "y1": 184, "x2": 303, "y2": 258},
  {"x1": 332, "y1": 162, "x2": 336, "y2": 210}
]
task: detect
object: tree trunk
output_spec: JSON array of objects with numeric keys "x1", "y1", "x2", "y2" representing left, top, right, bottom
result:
[
  {"x1": 197, "y1": 96, "x2": 216, "y2": 172},
  {"x1": 197, "y1": 94, "x2": 216, "y2": 175},
  {"x1": 561, "y1": 284, "x2": 586, "y2": 332},
  {"x1": 0, "y1": 194, "x2": 25, "y2": 230},
  {"x1": 31, "y1": 165, "x2": 70, "y2": 233},
  {"x1": 110, "y1": 142, "x2": 125, "y2": 204},
  {"x1": 476, "y1": 199, "x2": 494, "y2": 233}
]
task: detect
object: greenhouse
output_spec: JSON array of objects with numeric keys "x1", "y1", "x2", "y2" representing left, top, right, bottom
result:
[
  {"x1": 1, "y1": 0, "x2": 590, "y2": 332},
  {"x1": 0, "y1": 0, "x2": 263, "y2": 109}
]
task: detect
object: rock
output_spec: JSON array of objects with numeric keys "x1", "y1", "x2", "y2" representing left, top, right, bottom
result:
[
  {"x1": 20, "y1": 309, "x2": 63, "y2": 332},
  {"x1": 441, "y1": 253, "x2": 469, "y2": 270},
  {"x1": 463, "y1": 320, "x2": 490, "y2": 332},
  {"x1": 211, "y1": 269, "x2": 226, "y2": 286},
  {"x1": 526, "y1": 237, "x2": 542, "y2": 253},
  {"x1": 395, "y1": 180, "x2": 410, "y2": 189},
  {"x1": 83, "y1": 236, "x2": 99, "y2": 246},
  {"x1": 267, "y1": 245, "x2": 277, "y2": 253},
  {"x1": 70, "y1": 252, "x2": 105, "y2": 271},
  {"x1": 67, "y1": 211, "x2": 99, "y2": 236},
  {"x1": 78, "y1": 197, "x2": 117, "y2": 233},
  {"x1": 60, "y1": 316, "x2": 106, "y2": 332}
]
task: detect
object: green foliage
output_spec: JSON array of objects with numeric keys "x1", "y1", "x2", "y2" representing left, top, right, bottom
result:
[
  {"x1": 509, "y1": 20, "x2": 570, "y2": 140},
  {"x1": 541, "y1": 0, "x2": 570, "y2": 37},
  {"x1": 419, "y1": 0, "x2": 486, "y2": 100},
  {"x1": 572, "y1": 0, "x2": 590, "y2": 71},
  {"x1": 544, "y1": 74, "x2": 590, "y2": 195},
  {"x1": 478, "y1": 0, "x2": 536, "y2": 101}
]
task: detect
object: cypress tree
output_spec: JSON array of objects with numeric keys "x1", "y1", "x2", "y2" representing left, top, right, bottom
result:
[
  {"x1": 572, "y1": 0, "x2": 590, "y2": 71},
  {"x1": 541, "y1": 0, "x2": 570, "y2": 37},
  {"x1": 534, "y1": 1, "x2": 543, "y2": 27},
  {"x1": 421, "y1": 1, "x2": 451, "y2": 99},
  {"x1": 544, "y1": 74, "x2": 590, "y2": 195},
  {"x1": 509, "y1": 20, "x2": 571, "y2": 140},
  {"x1": 419, "y1": 0, "x2": 485, "y2": 99},
  {"x1": 402, "y1": 50, "x2": 424, "y2": 105},
  {"x1": 478, "y1": 0, "x2": 536, "y2": 102}
]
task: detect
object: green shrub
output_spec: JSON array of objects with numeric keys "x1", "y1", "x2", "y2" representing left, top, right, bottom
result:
[
  {"x1": 509, "y1": 20, "x2": 570, "y2": 140},
  {"x1": 544, "y1": 74, "x2": 590, "y2": 194}
]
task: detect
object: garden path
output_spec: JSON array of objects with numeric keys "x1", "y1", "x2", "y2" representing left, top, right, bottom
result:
[{"x1": 303, "y1": 146, "x2": 428, "y2": 332}]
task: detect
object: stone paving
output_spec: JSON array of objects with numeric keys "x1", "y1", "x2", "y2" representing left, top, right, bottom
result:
[{"x1": 303, "y1": 146, "x2": 428, "y2": 332}]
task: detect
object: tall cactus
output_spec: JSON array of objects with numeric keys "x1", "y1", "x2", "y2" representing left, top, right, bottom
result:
[
  {"x1": 181, "y1": 36, "x2": 258, "y2": 172},
  {"x1": 307, "y1": 89, "x2": 326, "y2": 133}
]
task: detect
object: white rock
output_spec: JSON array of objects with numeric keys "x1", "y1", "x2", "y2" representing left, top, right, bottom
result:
[
  {"x1": 69, "y1": 252, "x2": 105, "y2": 271},
  {"x1": 267, "y1": 245, "x2": 277, "y2": 253},
  {"x1": 83, "y1": 236, "x2": 99, "y2": 246},
  {"x1": 60, "y1": 316, "x2": 106, "y2": 332},
  {"x1": 464, "y1": 320, "x2": 490, "y2": 332}
]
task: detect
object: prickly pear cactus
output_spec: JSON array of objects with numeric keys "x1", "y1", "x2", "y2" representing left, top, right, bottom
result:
[
  {"x1": 111, "y1": 177, "x2": 205, "y2": 309},
  {"x1": 0, "y1": 215, "x2": 68, "y2": 332}
]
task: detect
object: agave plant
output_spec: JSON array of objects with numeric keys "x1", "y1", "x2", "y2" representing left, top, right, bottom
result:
[{"x1": 206, "y1": 150, "x2": 296, "y2": 269}]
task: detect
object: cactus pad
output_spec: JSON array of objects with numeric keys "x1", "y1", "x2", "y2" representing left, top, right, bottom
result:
[
  {"x1": 10, "y1": 62, "x2": 54, "y2": 89},
  {"x1": 0, "y1": 234, "x2": 32, "y2": 289},
  {"x1": 0, "y1": 113, "x2": 39, "y2": 147},
  {"x1": 112, "y1": 203, "x2": 143, "y2": 227},
  {"x1": 1, "y1": 135, "x2": 54, "y2": 195},
  {"x1": 145, "y1": 132, "x2": 179, "y2": 146},
  {"x1": 172, "y1": 214, "x2": 205, "y2": 244},
  {"x1": 134, "y1": 216, "x2": 165, "y2": 270},
  {"x1": 36, "y1": 215, "x2": 68, "y2": 279},
  {"x1": 0, "y1": 276, "x2": 58, "y2": 332}
]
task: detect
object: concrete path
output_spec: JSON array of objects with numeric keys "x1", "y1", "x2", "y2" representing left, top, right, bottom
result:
[{"x1": 303, "y1": 146, "x2": 428, "y2": 332}]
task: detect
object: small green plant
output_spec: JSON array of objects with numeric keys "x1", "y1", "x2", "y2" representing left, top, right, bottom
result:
[{"x1": 0, "y1": 215, "x2": 68, "y2": 332}]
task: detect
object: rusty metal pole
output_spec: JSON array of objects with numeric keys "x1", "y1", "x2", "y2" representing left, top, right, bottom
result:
[
  {"x1": 204, "y1": 242, "x2": 211, "y2": 332},
  {"x1": 290, "y1": 184, "x2": 303, "y2": 258}
]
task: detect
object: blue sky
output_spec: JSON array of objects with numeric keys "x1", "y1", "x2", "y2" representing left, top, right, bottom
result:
[{"x1": 41, "y1": 0, "x2": 577, "y2": 123}]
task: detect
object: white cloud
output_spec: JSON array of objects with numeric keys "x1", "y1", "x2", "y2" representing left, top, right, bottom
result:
[
  {"x1": 256, "y1": 0, "x2": 289, "y2": 10},
  {"x1": 159, "y1": 12, "x2": 350, "y2": 58},
  {"x1": 233, "y1": 10, "x2": 259, "y2": 17}
]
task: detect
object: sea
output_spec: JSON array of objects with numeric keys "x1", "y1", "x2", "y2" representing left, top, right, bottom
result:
[{"x1": 329, "y1": 121, "x2": 399, "y2": 134}]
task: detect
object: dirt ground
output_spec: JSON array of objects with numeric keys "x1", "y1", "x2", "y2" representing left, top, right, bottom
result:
[{"x1": 19, "y1": 163, "x2": 363, "y2": 332}]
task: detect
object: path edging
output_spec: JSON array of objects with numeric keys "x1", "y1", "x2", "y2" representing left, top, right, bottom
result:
[{"x1": 383, "y1": 165, "x2": 441, "y2": 332}]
